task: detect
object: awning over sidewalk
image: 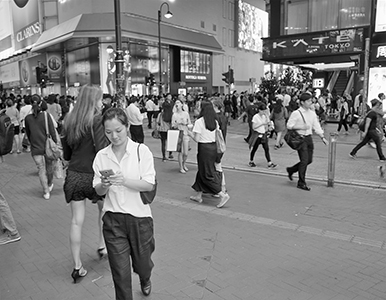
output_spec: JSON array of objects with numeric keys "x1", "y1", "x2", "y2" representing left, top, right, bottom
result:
[{"x1": 31, "y1": 13, "x2": 223, "y2": 53}]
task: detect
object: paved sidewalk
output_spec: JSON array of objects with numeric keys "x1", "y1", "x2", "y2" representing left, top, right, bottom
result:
[
  {"x1": 2, "y1": 153, "x2": 386, "y2": 300},
  {"x1": 2, "y1": 121, "x2": 386, "y2": 300},
  {"x1": 144, "y1": 120, "x2": 386, "y2": 189}
]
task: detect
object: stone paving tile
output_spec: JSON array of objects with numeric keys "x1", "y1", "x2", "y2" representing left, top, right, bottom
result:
[{"x1": 3, "y1": 152, "x2": 386, "y2": 300}]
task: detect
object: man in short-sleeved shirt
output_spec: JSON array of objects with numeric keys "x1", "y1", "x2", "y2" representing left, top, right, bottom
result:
[{"x1": 350, "y1": 98, "x2": 386, "y2": 161}]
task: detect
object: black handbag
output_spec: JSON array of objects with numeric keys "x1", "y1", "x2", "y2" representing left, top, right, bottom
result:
[
  {"x1": 137, "y1": 144, "x2": 157, "y2": 204},
  {"x1": 284, "y1": 111, "x2": 306, "y2": 150}
]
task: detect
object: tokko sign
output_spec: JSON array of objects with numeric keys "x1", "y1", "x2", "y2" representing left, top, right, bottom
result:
[{"x1": 262, "y1": 27, "x2": 364, "y2": 61}]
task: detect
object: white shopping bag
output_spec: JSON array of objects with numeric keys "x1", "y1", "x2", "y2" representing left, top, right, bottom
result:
[{"x1": 166, "y1": 130, "x2": 180, "y2": 152}]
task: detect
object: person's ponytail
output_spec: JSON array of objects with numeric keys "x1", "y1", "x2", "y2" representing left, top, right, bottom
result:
[{"x1": 31, "y1": 94, "x2": 42, "y2": 118}]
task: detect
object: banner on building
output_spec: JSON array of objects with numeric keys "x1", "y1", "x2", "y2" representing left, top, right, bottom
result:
[
  {"x1": 19, "y1": 54, "x2": 45, "y2": 87},
  {"x1": 11, "y1": 0, "x2": 41, "y2": 51},
  {"x1": 47, "y1": 53, "x2": 63, "y2": 82}
]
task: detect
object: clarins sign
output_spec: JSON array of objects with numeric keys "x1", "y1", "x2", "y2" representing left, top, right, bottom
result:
[
  {"x1": 16, "y1": 22, "x2": 41, "y2": 43},
  {"x1": 262, "y1": 27, "x2": 365, "y2": 61},
  {"x1": 11, "y1": 0, "x2": 41, "y2": 51}
]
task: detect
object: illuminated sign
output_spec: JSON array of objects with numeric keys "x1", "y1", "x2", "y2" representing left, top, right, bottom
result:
[
  {"x1": 371, "y1": 44, "x2": 386, "y2": 62},
  {"x1": 184, "y1": 75, "x2": 207, "y2": 81},
  {"x1": 238, "y1": 0, "x2": 268, "y2": 53},
  {"x1": 263, "y1": 27, "x2": 364, "y2": 60},
  {"x1": 312, "y1": 78, "x2": 325, "y2": 88}
]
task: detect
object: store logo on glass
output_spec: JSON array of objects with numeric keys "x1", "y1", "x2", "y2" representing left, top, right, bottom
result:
[{"x1": 14, "y1": 0, "x2": 29, "y2": 8}]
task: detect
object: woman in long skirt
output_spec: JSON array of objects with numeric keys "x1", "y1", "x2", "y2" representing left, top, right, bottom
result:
[{"x1": 188, "y1": 101, "x2": 230, "y2": 208}]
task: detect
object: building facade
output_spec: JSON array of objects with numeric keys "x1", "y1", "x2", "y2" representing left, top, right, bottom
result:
[
  {"x1": 0, "y1": 0, "x2": 267, "y2": 97},
  {"x1": 263, "y1": 0, "x2": 384, "y2": 99}
]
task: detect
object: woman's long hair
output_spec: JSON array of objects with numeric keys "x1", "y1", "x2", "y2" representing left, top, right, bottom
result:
[
  {"x1": 199, "y1": 101, "x2": 216, "y2": 131},
  {"x1": 63, "y1": 85, "x2": 102, "y2": 146}
]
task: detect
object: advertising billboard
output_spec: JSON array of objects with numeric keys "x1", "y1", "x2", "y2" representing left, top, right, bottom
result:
[
  {"x1": 375, "y1": 0, "x2": 386, "y2": 32},
  {"x1": 0, "y1": 62, "x2": 20, "y2": 87},
  {"x1": 11, "y1": 0, "x2": 41, "y2": 51},
  {"x1": 19, "y1": 54, "x2": 45, "y2": 87},
  {"x1": 47, "y1": 53, "x2": 63, "y2": 82},
  {"x1": 368, "y1": 68, "x2": 386, "y2": 107},
  {"x1": 237, "y1": 0, "x2": 268, "y2": 53}
]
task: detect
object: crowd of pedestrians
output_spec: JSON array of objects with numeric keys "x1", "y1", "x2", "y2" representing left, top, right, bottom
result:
[{"x1": 1, "y1": 83, "x2": 385, "y2": 300}]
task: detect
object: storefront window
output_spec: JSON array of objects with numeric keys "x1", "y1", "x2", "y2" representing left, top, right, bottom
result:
[
  {"x1": 285, "y1": 0, "x2": 371, "y2": 34},
  {"x1": 181, "y1": 50, "x2": 210, "y2": 74}
]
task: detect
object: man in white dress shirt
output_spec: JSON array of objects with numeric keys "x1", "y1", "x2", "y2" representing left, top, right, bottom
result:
[{"x1": 125, "y1": 97, "x2": 144, "y2": 143}]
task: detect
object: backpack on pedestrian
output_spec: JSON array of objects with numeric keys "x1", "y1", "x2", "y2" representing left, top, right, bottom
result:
[{"x1": 0, "y1": 112, "x2": 14, "y2": 156}]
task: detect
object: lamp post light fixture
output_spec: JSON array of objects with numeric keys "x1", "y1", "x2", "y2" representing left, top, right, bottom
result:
[{"x1": 158, "y1": 2, "x2": 173, "y2": 96}]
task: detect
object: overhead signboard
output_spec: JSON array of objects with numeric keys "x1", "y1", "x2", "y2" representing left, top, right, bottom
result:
[{"x1": 262, "y1": 27, "x2": 364, "y2": 61}]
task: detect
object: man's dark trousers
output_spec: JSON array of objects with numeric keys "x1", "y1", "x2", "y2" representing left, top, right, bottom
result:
[{"x1": 288, "y1": 135, "x2": 313, "y2": 187}]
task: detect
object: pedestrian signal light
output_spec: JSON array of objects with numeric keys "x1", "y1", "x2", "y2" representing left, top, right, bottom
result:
[{"x1": 149, "y1": 73, "x2": 156, "y2": 86}]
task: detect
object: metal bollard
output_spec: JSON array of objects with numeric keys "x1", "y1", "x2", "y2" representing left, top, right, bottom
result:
[{"x1": 327, "y1": 133, "x2": 338, "y2": 187}]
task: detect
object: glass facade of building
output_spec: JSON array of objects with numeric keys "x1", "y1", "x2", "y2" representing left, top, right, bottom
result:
[{"x1": 285, "y1": 0, "x2": 371, "y2": 35}]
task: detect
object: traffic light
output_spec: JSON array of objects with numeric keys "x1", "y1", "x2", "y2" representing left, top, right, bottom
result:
[
  {"x1": 222, "y1": 71, "x2": 230, "y2": 84},
  {"x1": 149, "y1": 74, "x2": 156, "y2": 86},
  {"x1": 229, "y1": 68, "x2": 234, "y2": 84},
  {"x1": 222, "y1": 69, "x2": 234, "y2": 84},
  {"x1": 36, "y1": 67, "x2": 41, "y2": 83},
  {"x1": 36, "y1": 66, "x2": 48, "y2": 88},
  {"x1": 40, "y1": 66, "x2": 48, "y2": 88},
  {"x1": 145, "y1": 75, "x2": 149, "y2": 85}
]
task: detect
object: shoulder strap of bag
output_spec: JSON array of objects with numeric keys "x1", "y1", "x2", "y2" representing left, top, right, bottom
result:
[
  {"x1": 137, "y1": 144, "x2": 142, "y2": 179},
  {"x1": 298, "y1": 110, "x2": 306, "y2": 124},
  {"x1": 44, "y1": 112, "x2": 49, "y2": 137}
]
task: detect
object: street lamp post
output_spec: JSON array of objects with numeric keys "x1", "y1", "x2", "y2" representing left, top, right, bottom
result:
[
  {"x1": 158, "y1": 2, "x2": 173, "y2": 96},
  {"x1": 114, "y1": 0, "x2": 125, "y2": 107}
]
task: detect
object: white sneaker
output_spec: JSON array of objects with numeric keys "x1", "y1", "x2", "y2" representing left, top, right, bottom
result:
[
  {"x1": 48, "y1": 184, "x2": 54, "y2": 192},
  {"x1": 217, "y1": 193, "x2": 230, "y2": 208},
  {"x1": 43, "y1": 192, "x2": 50, "y2": 200}
]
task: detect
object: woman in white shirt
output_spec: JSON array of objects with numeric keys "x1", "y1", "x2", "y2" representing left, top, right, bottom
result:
[
  {"x1": 188, "y1": 101, "x2": 230, "y2": 208},
  {"x1": 249, "y1": 103, "x2": 277, "y2": 169},
  {"x1": 93, "y1": 108, "x2": 156, "y2": 298},
  {"x1": 171, "y1": 99, "x2": 191, "y2": 173}
]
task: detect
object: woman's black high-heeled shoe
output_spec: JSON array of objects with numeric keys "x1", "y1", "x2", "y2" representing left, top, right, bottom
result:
[
  {"x1": 97, "y1": 248, "x2": 108, "y2": 260},
  {"x1": 71, "y1": 266, "x2": 87, "y2": 284}
]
